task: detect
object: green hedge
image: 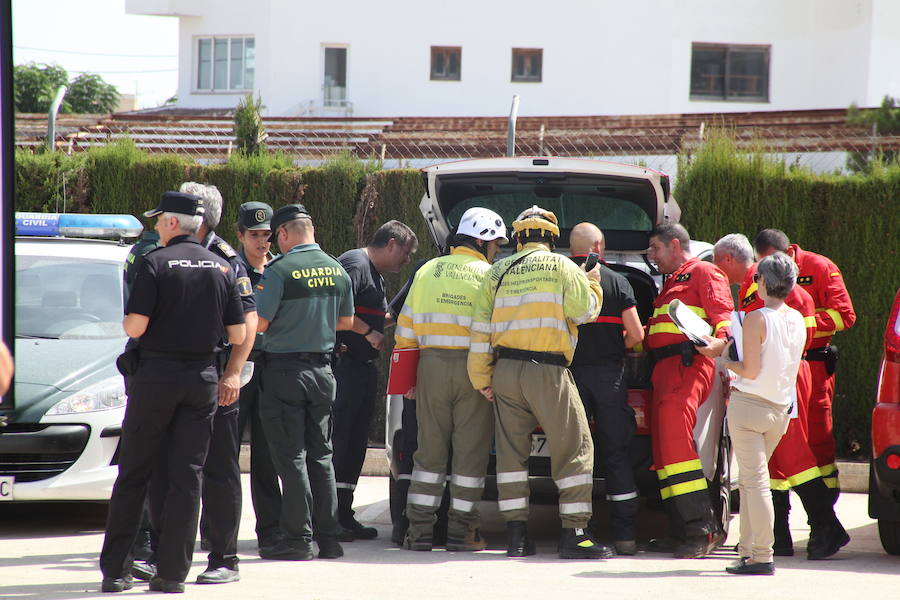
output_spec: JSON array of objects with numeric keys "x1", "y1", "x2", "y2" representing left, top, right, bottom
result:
[{"x1": 675, "y1": 131, "x2": 900, "y2": 458}]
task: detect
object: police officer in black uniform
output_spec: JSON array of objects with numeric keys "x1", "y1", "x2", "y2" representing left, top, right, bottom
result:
[
  {"x1": 179, "y1": 182, "x2": 257, "y2": 584},
  {"x1": 568, "y1": 222, "x2": 645, "y2": 556},
  {"x1": 234, "y1": 201, "x2": 284, "y2": 551},
  {"x1": 99, "y1": 191, "x2": 245, "y2": 594}
]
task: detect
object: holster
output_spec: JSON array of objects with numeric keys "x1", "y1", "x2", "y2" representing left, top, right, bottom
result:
[
  {"x1": 115, "y1": 347, "x2": 141, "y2": 377},
  {"x1": 825, "y1": 345, "x2": 839, "y2": 375}
]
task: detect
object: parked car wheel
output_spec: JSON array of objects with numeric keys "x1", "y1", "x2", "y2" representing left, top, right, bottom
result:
[{"x1": 878, "y1": 519, "x2": 900, "y2": 555}]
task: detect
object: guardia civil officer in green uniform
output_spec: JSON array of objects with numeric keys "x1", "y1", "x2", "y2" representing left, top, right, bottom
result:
[{"x1": 254, "y1": 204, "x2": 355, "y2": 561}]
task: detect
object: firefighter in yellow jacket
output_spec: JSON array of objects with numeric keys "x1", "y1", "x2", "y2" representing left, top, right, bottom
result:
[
  {"x1": 468, "y1": 205, "x2": 611, "y2": 560},
  {"x1": 396, "y1": 207, "x2": 508, "y2": 552}
]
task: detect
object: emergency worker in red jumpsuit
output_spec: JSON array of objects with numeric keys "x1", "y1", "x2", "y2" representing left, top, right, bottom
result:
[
  {"x1": 645, "y1": 224, "x2": 733, "y2": 558},
  {"x1": 715, "y1": 234, "x2": 849, "y2": 560}
]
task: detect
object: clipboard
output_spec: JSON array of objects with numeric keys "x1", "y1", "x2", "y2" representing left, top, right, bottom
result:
[{"x1": 668, "y1": 299, "x2": 712, "y2": 347}]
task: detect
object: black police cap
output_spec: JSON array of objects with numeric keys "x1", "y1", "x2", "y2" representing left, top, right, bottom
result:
[
  {"x1": 239, "y1": 201, "x2": 273, "y2": 231},
  {"x1": 268, "y1": 204, "x2": 311, "y2": 242},
  {"x1": 143, "y1": 191, "x2": 206, "y2": 218}
]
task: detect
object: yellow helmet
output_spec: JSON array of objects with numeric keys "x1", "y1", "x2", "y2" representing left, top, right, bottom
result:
[{"x1": 511, "y1": 205, "x2": 560, "y2": 240}]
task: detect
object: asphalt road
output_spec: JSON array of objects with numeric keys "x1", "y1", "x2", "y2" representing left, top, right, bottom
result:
[{"x1": 0, "y1": 476, "x2": 896, "y2": 600}]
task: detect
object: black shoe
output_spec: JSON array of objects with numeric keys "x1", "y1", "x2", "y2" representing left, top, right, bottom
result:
[
  {"x1": 614, "y1": 540, "x2": 638, "y2": 556},
  {"x1": 196, "y1": 566, "x2": 239, "y2": 584},
  {"x1": 506, "y1": 521, "x2": 536, "y2": 557},
  {"x1": 131, "y1": 560, "x2": 156, "y2": 581},
  {"x1": 334, "y1": 526, "x2": 355, "y2": 543},
  {"x1": 148, "y1": 576, "x2": 185, "y2": 593},
  {"x1": 446, "y1": 529, "x2": 487, "y2": 552},
  {"x1": 645, "y1": 537, "x2": 677, "y2": 553},
  {"x1": 317, "y1": 537, "x2": 344, "y2": 559},
  {"x1": 807, "y1": 520, "x2": 850, "y2": 560},
  {"x1": 341, "y1": 516, "x2": 378, "y2": 540},
  {"x1": 258, "y1": 532, "x2": 283, "y2": 550},
  {"x1": 673, "y1": 533, "x2": 718, "y2": 558},
  {"x1": 101, "y1": 577, "x2": 133, "y2": 593},
  {"x1": 726, "y1": 558, "x2": 775, "y2": 575},
  {"x1": 404, "y1": 532, "x2": 433, "y2": 551},
  {"x1": 258, "y1": 542, "x2": 315, "y2": 561},
  {"x1": 559, "y1": 528, "x2": 615, "y2": 560},
  {"x1": 392, "y1": 516, "x2": 410, "y2": 546}
]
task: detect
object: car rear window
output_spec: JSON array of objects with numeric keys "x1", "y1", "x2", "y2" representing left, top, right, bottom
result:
[{"x1": 16, "y1": 256, "x2": 125, "y2": 340}]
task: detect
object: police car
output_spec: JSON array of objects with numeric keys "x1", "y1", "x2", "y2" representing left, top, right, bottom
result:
[
  {"x1": 0, "y1": 213, "x2": 141, "y2": 502},
  {"x1": 386, "y1": 157, "x2": 733, "y2": 535}
]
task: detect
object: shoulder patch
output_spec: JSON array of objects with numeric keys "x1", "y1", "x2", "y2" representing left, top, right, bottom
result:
[
  {"x1": 237, "y1": 276, "x2": 253, "y2": 297},
  {"x1": 675, "y1": 272, "x2": 691, "y2": 282},
  {"x1": 830, "y1": 272, "x2": 840, "y2": 278},
  {"x1": 741, "y1": 292, "x2": 757, "y2": 308},
  {"x1": 797, "y1": 275, "x2": 813, "y2": 286},
  {"x1": 216, "y1": 240, "x2": 237, "y2": 258}
]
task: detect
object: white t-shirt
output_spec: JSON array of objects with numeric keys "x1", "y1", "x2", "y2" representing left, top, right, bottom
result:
[{"x1": 732, "y1": 306, "x2": 806, "y2": 406}]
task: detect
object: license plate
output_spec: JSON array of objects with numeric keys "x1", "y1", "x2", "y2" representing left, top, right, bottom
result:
[
  {"x1": 530, "y1": 434, "x2": 549, "y2": 457},
  {"x1": 0, "y1": 476, "x2": 13, "y2": 501}
]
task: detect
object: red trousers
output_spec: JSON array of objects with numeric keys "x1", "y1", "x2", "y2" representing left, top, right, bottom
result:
[
  {"x1": 768, "y1": 361, "x2": 820, "y2": 487},
  {"x1": 807, "y1": 360, "x2": 837, "y2": 469}
]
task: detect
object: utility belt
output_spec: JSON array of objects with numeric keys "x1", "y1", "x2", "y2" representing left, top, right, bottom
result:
[
  {"x1": 649, "y1": 341, "x2": 698, "y2": 367},
  {"x1": 805, "y1": 344, "x2": 839, "y2": 375},
  {"x1": 262, "y1": 351, "x2": 333, "y2": 367},
  {"x1": 116, "y1": 348, "x2": 218, "y2": 377},
  {"x1": 248, "y1": 349, "x2": 265, "y2": 363},
  {"x1": 496, "y1": 347, "x2": 568, "y2": 367}
]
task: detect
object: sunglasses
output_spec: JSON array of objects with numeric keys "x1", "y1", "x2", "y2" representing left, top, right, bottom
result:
[{"x1": 753, "y1": 273, "x2": 761, "y2": 283}]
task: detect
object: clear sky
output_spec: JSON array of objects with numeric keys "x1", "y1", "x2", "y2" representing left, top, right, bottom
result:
[{"x1": 11, "y1": 0, "x2": 179, "y2": 109}]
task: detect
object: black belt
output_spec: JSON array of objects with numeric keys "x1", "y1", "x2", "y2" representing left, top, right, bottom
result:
[
  {"x1": 496, "y1": 347, "x2": 568, "y2": 367},
  {"x1": 141, "y1": 350, "x2": 216, "y2": 362},
  {"x1": 649, "y1": 341, "x2": 697, "y2": 367},
  {"x1": 805, "y1": 346, "x2": 832, "y2": 361},
  {"x1": 263, "y1": 351, "x2": 332, "y2": 365}
]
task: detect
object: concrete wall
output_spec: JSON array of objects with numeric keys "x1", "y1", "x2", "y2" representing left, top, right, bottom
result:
[{"x1": 129, "y1": 0, "x2": 899, "y2": 117}]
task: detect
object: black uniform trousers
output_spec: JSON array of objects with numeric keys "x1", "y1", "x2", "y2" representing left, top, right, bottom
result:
[
  {"x1": 100, "y1": 358, "x2": 218, "y2": 583},
  {"x1": 237, "y1": 360, "x2": 282, "y2": 544},
  {"x1": 570, "y1": 361, "x2": 639, "y2": 542},
  {"x1": 260, "y1": 355, "x2": 341, "y2": 548},
  {"x1": 332, "y1": 356, "x2": 378, "y2": 517}
]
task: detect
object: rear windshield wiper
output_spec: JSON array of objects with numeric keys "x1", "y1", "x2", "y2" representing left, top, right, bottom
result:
[{"x1": 16, "y1": 334, "x2": 60, "y2": 340}]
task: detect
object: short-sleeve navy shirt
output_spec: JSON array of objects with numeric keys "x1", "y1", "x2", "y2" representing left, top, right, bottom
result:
[
  {"x1": 126, "y1": 235, "x2": 245, "y2": 354},
  {"x1": 569, "y1": 258, "x2": 637, "y2": 365},
  {"x1": 203, "y1": 231, "x2": 256, "y2": 314},
  {"x1": 336, "y1": 248, "x2": 388, "y2": 361}
]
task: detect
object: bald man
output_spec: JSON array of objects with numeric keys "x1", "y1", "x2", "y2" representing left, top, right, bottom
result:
[{"x1": 568, "y1": 223, "x2": 644, "y2": 555}]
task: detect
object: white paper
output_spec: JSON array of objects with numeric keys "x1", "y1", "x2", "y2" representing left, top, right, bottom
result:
[
  {"x1": 668, "y1": 299, "x2": 712, "y2": 345},
  {"x1": 730, "y1": 310, "x2": 743, "y2": 362}
]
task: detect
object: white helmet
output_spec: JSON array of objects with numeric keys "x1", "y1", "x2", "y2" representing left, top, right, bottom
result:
[{"x1": 456, "y1": 207, "x2": 508, "y2": 244}]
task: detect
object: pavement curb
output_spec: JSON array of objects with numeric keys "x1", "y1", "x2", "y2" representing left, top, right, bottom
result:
[{"x1": 240, "y1": 445, "x2": 867, "y2": 492}]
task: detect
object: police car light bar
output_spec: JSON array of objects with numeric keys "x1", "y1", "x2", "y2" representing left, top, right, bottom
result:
[{"x1": 15, "y1": 213, "x2": 143, "y2": 239}]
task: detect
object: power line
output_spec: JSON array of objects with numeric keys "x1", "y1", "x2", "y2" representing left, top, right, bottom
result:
[{"x1": 14, "y1": 45, "x2": 176, "y2": 58}]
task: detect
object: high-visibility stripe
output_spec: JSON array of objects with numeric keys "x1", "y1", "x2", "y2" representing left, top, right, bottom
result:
[
  {"x1": 770, "y1": 479, "x2": 791, "y2": 491},
  {"x1": 396, "y1": 474, "x2": 412, "y2": 481},
  {"x1": 825, "y1": 308, "x2": 845, "y2": 331},
  {"x1": 830, "y1": 272, "x2": 840, "y2": 277},
  {"x1": 819, "y1": 463, "x2": 837, "y2": 477},
  {"x1": 559, "y1": 501, "x2": 593, "y2": 514},
  {"x1": 814, "y1": 330, "x2": 836, "y2": 338},
  {"x1": 335, "y1": 482, "x2": 356, "y2": 490},
  {"x1": 355, "y1": 305, "x2": 384, "y2": 316},
  {"x1": 412, "y1": 313, "x2": 473, "y2": 327},
  {"x1": 823, "y1": 477, "x2": 839, "y2": 489},
  {"x1": 652, "y1": 303, "x2": 707, "y2": 319},
  {"x1": 493, "y1": 317, "x2": 570, "y2": 335},
  {"x1": 497, "y1": 471, "x2": 529, "y2": 484},
  {"x1": 498, "y1": 497, "x2": 528, "y2": 511},
  {"x1": 595, "y1": 316, "x2": 624, "y2": 324},
  {"x1": 744, "y1": 282, "x2": 758, "y2": 298},
  {"x1": 495, "y1": 292, "x2": 563, "y2": 308},
  {"x1": 395, "y1": 325, "x2": 416, "y2": 340},
  {"x1": 451, "y1": 474, "x2": 485, "y2": 489},
  {"x1": 470, "y1": 321, "x2": 492, "y2": 333},
  {"x1": 572, "y1": 293, "x2": 600, "y2": 325},
  {"x1": 786, "y1": 466, "x2": 822, "y2": 487},
  {"x1": 648, "y1": 322, "x2": 683, "y2": 336},
  {"x1": 400, "y1": 304, "x2": 413, "y2": 317},
  {"x1": 804, "y1": 316, "x2": 816, "y2": 328},
  {"x1": 418, "y1": 334, "x2": 471, "y2": 348},
  {"x1": 555, "y1": 474, "x2": 593, "y2": 490},
  {"x1": 451, "y1": 497, "x2": 476, "y2": 512},
  {"x1": 412, "y1": 469, "x2": 446, "y2": 485},
  {"x1": 656, "y1": 459, "x2": 703, "y2": 479},
  {"x1": 713, "y1": 320, "x2": 731, "y2": 334},
  {"x1": 408, "y1": 493, "x2": 442, "y2": 507},
  {"x1": 607, "y1": 491, "x2": 638, "y2": 502},
  {"x1": 469, "y1": 342, "x2": 492, "y2": 354},
  {"x1": 660, "y1": 478, "x2": 708, "y2": 499}
]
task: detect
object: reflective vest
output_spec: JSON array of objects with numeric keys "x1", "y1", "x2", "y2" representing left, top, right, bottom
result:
[
  {"x1": 467, "y1": 242, "x2": 603, "y2": 390},
  {"x1": 394, "y1": 246, "x2": 490, "y2": 351},
  {"x1": 739, "y1": 262, "x2": 817, "y2": 350},
  {"x1": 646, "y1": 257, "x2": 732, "y2": 350},
  {"x1": 788, "y1": 244, "x2": 855, "y2": 349}
]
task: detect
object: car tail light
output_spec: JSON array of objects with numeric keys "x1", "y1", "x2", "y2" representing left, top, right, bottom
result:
[
  {"x1": 887, "y1": 454, "x2": 900, "y2": 470},
  {"x1": 885, "y1": 289, "x2": 900, "y2": 363}
]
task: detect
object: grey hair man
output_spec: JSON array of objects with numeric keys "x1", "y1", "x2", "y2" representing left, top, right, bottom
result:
[{"x1": 713, "y1": 233, "x2": 755, "y2": 286}]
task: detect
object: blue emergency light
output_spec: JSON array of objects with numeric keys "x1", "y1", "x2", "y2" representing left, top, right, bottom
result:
[{"x1": 15, "y1": 213, "x2": 143, "y2": 239}]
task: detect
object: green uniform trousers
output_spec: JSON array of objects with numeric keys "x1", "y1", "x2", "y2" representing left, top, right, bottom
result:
[
  {"x1": 492, "y1": 358, "x2": 595, "y2": 528},
  {"x1": 260, "y1": 355, "x2": 340, "y2": 549},
  {"x1": 407, "y1": 349, "x2": 494, "y2": 542}
]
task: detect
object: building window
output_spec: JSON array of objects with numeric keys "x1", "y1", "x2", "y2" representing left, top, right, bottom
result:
[
  {"x1": 430, "y1": 46, "x2": 461, "y2": 81},
  {"x1": 197, "y1": 36, "x2": 255, "y2": 92},
  {"x1": 690, "y1": 43, "x2": 770, "y2": 102},
  {"x1": 511, "y1": 48, "x2": 542, "y2": 82}
]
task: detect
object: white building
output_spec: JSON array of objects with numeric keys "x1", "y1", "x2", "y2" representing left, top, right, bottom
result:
[{"x1": 126, "y1": 0, "x2": 900, "y2": 117}]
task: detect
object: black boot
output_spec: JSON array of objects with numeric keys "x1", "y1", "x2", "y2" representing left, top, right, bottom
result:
[
  {"x1": 772, "y1": 489, "x2": 794, "y2": 556},
  {"x1": 794, "y1": 478, "x2": 850, "y2": 560},
  {"x1": 391, "y1": 514, "x2": 409, "y2": 547},
  {"x1": 337, "y1": 487, "x2": 377, "y2": 540},
  {"x1": 559, "y1": 528, "x2": 615, "y2": 560},
  {"x1": 506, "y1": 521, "x2": 536, "y2": 557}
]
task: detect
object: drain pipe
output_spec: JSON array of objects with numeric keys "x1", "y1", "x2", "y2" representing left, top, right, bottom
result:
[
  {"x1": 46, "y1": 85, "x2": 68, "y2": 152},
  {"x1": 506, "y1": 94, "x2": 520, "y2": 157}
]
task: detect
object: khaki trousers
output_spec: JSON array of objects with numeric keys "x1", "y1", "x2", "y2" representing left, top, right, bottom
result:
[
  {"x1": 406, "y1": 349, "x2": 494, "y2": 542},
  {"x1": 728, "y1": 389, "x2": 791, "y2": 563},
  {"x1": 492, "y1": 358, "x2": 594, "y2": 528}
]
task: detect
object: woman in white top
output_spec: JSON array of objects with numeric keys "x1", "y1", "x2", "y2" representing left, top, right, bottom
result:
[{"x1": 716, "y1": 252, "x2": 806, "y2": 575}]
